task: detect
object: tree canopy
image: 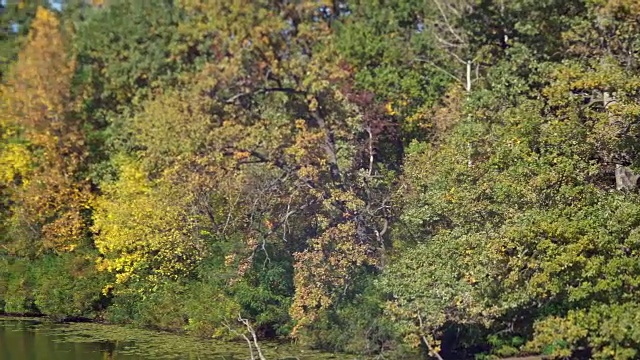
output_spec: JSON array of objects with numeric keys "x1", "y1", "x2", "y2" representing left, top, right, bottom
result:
[{"x1": 2, "y1": 1, "x2": 640, "y2": 359}]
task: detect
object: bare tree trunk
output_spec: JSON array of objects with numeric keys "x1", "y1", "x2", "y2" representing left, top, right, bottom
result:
[
  {"x1": 366, "y1": 126, "x2": 374, "y2": 176},
  {"x1": 466, "y1": 60, "x2": 472, "y2": 92},
  {"x1": 239, "y1": 315, "x2": 267, "y2": 360},
  {"x1": 224, "y1": 320, "x2": 256, "y2": 360},
  {"x1": 224, "y1": 316, "x2": 267, "y2": 360}
]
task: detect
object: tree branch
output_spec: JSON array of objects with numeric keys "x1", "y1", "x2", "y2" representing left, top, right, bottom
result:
[
  {"x1": 417, "y1": 314, "x2": 445, "y2": 360},
  {"x1": 238, "y1": 315, "x2": 267, "y2": 360},
  {"x1": 432, "y1": 0, "x2": 465, "y2": 44},
  {"x1": 225, "y1": 87, "x2": 306, "y2": 103},
  {"x1": 308, "y1": 99, "x2": 342, "y2": 185},
  {"x1": 223, "y1": 320, "x2": 257, "y2": 360},
  {"x1": 415, "y1": 58, "x2": 464, "y2": 85}
]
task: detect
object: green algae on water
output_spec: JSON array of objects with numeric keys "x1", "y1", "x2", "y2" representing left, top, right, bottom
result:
[{"x1": 0, "y1": 317, "x2": 362, "y2": 360}]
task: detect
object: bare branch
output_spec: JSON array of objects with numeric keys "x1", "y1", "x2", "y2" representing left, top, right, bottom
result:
[
  {"x1": 433, "y1": 33, "x2": 464, "y2": 50},
  {"x1": 225, "y1": 87, "x2": 306, "y2": 103},
  {"x1": 222, "y1": 194, "x2": 240, "y2": 236},
  {"x1": 445, "y1": 1, "x2": 461, "y2": 17},
  {"x1": 466, "y1": 60, "x2": 472, "y2": 92},
  {"x1": 282, "y1": 195, "x2": 295, "y2": 242},
  {"x1": 417, "y1": 314, "x2": 445, "y2": 360},
  {"x1": 223, "y1": 320, "x2": 256, "y2": 360},
  {"x1": 309, "y1": 100, "x2": 342, "y2": 184},
  {"x1": 432, "y1": 0, "x2": 465, "y2": 44},
  {"x1": 238, "y1": 315, "x2": 267, "y2": 360},
  {"x1": 366, "y1": 126, "x2": 374, "y2": 177},
  {"x1": 415, "y1": 58, "x2": 464, "y2": 85}
]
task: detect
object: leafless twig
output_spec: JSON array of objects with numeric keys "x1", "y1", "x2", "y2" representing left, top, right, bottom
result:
[{"x1": 417, "y1": 314, "x2": 445, "y2": 360}]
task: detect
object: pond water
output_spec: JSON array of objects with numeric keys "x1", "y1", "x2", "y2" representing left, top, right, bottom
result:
[{"x1": 0, "y1": 317, "x2": 360, "y2": 360}]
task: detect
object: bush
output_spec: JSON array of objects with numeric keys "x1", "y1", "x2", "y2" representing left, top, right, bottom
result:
[
  {"x1": 527, "y1": 303, "x2": 640, "y2": 360},
  {"x1": 0, "y1": 257, "x2": 37, "y2": 314},
  {"x1": 183, "y1": 281, "x2": 241, "y2": 339},
  {"x1": 232, "y1": 258, "x2": 293, "y2": 338},
  {"x1": 31, "y1": 253, "x2": 110, "y2": 320},
  {"x1": 135, "y1": 282, "x2": 189, "y2": 331},
  {"x1": 294, "y1": 276, "x2": 411, "y2": 357}
]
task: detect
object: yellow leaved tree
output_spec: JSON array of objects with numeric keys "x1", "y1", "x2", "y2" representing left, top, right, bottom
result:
[{"x1": 92, "y1": 157, "x2": 206, "y2": 288}]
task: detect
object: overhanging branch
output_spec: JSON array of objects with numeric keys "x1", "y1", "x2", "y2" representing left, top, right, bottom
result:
[{"x1": 225, "y1": 87, "x2": 307, "y2": 103}]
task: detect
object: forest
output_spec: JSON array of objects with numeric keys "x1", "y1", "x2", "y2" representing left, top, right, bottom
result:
[{"x1": 2, "y1": 0, "x2": 640, "y2": 359}]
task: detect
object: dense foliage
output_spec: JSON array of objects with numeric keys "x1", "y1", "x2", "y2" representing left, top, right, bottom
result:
[{"x1": 2, "y1": 1, "x2": 640, "y2": 359}]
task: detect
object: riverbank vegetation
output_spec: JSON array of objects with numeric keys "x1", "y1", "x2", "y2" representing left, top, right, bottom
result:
[{"x1": 2, "y1": 1, "x2": 640, "y2": 359}]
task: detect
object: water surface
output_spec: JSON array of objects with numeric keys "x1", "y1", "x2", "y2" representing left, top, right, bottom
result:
[{"x1": 0, "y1": 317, "x2": 356, "y2": 360}]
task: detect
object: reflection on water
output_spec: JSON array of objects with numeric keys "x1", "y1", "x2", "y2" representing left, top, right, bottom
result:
[
  {"x1": 0, "y1": 317, "x2": 354, "y2": 360},
  {"x1": 1, "y1": 319, "x2": 144, "y2": 360}
]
